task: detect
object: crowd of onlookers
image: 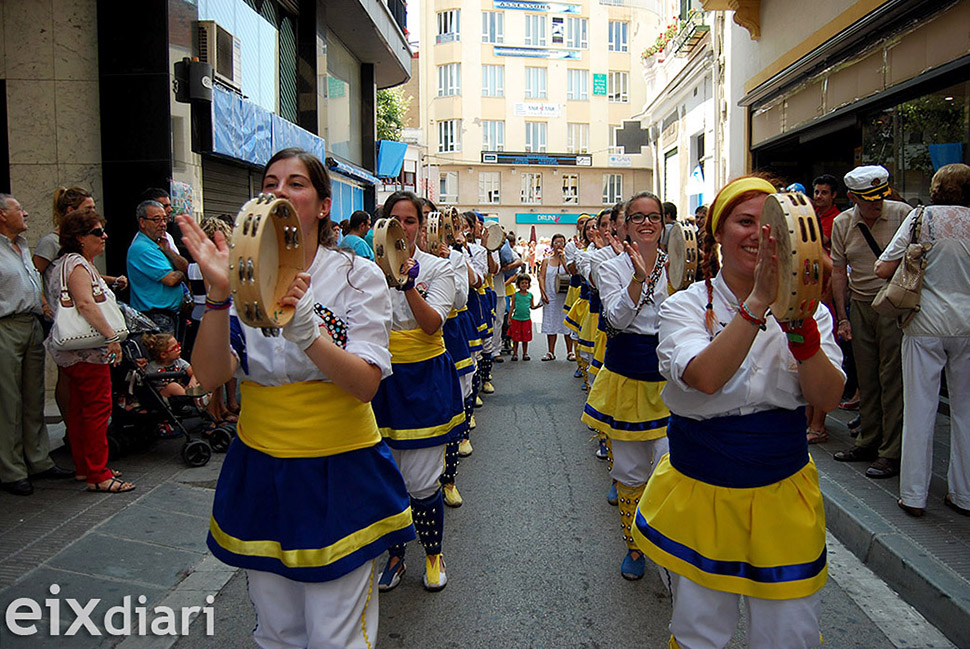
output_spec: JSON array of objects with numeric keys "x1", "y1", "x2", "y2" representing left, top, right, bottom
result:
[{"x1": 2, "y1": 162, "x2": 968, "y2": 517}]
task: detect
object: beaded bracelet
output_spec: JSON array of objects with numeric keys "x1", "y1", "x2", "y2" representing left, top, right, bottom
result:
[
  {"x1": 737, "y1": 301, "x2": 767, "y2": 330},
  {"x1": 205, "y1": 295, "x2": 232, "y2": 312},
  {"x1": 104, "y1": 334, "x2": 121, "y2": 344}
]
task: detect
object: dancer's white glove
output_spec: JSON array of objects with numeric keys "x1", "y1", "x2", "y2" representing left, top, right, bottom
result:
[{"x1": 282, "y1": 291, "x2": 321, "y2": 351}]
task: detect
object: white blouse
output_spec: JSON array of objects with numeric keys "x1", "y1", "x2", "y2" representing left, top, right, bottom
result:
[
  {"x1": 388, "y1": 248, "x2": 455, "y2": 332},
  {"x1": 598, "y1": 252, "x2": 669, "y2": 335},
  {"x1": 466, "y1": 242, "x2": 487, "y2": 285},
  {"x1": 449, "y1": 248, "x2": 470, "y2": 311},
  {"x1": 879, "y1": 205, "x2": 970, "y2": 338},
  {"x1": 589, "y1": 246, "x2": 620, "y2": 287},
  {"x1": 564, "y1": 238, "x2": 580, "y2": 267},
  {"x1": 233, "y1": 247, "x2": 392, "y2": 386},
  {"x1": 657, "y1": 273, "x2": 844, "y2": 420}
]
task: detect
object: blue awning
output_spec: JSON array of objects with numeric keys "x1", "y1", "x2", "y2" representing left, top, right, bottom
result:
[
  {"x1": 376, "y1": 140, "x2": 409, "y2": 178},
  {"x1": 326, "y1": 157, "x2": 380, "y2": 186}
]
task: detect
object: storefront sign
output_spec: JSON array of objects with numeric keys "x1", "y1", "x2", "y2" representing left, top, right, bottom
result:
[
  {"x1": 515, "y1": 213, "x2": 581, "y2": 224},
  {"x1": 608, "y1": 155, "x2": 632, "y2": 167},
  {"x1": 482, "y1": 152, "x2": 591, "y2": 166},
  {"x1": 592, "y1": 74, "x2": 607, "y2": 95},
  {"x1": 494, "y1": 1, "x2": 581, "y2": 13},
  {"x1": 513, "y1": 102, "x2": 562, "y2": 117},
  {"x1": 493, "y1": 46, "x2": 581, "y2": 60}
]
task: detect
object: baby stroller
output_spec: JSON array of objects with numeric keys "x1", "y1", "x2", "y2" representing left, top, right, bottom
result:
[{"x1": 107, "y1": 305, "x2": 235, "y2": 467}]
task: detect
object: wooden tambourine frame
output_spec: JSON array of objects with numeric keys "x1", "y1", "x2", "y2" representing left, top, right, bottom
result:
[
  {"x1": 441, "y1": 207, "x2": 457, "y2": 246},
  {"x1": 426, "y1": 212, "x2": 442, "y2": 251},
  {"x1": 229, "y1": 193, "x2": 304, "y2": 329},
  {"x1": 763, "y1": 192, "x2": 824, "y2": 323},
  {"x1": 373, "y1": 217, "x2": 409, "y2": 287},
  {"x1": 666, "y1": 220, "x2": 699, "y2": 292}
]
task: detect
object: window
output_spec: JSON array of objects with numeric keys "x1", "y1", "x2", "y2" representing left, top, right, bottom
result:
[
  {"x1": 562, "y1": 174, "x2": 579, "y2": 204},
  {"x1": 480, "y1": 172, "x2": 501, "y2": 204},
  {"x1": 608, "y1": 71, "x2": 628, "y2": 103},
  {"x1": 482, "y1": 11, "x2": 504, "y2": 43},
  {"x1": 608, "y1": 21, "x2": 628, "y2": 52},
  {"x1": 437, "y1": 63, "x2": 460, "y2": 97},
  {"x1": 436, "y1": 10, "x2": 460, "y2": 43},
  {"x1": 525, "y1": 14, "x2": 546, "y2": 46},
  {"x1": 482, "y1": 65, "x2": 505, "y2": 97},
  {"x1": 438, "y1": 119, "x2": 461, "y2": 153},
  {"x1": 482, "y1": 120, "x2": 505, "y2": 152},
  {"x1": 525, "y1": 67, "x2": 547, "y2": 99},
  {"x1": 565, "y1": 17, "x2": 588, "y2": 49},
  {"x1": 603, "y1": 174, "x2": 623, "y2": 204},
  {"x1": 567, "y1": 69, "x2": 588, "y2": 100},
  {"x1": 610, "y1": 124, "x2": 624, "y2": 154},
  {"x1": 524, "y1": 122, "x2": 547, "y2": 153},
  {"x1": 521, "y1": 172, "x2": 542, "y2": 204},
  {"x1": 440, "y1": 172, "x2": 459, "y2": 203},
  {"x1": 567, "y1": 123, "x2": 589, "y2": 154}
]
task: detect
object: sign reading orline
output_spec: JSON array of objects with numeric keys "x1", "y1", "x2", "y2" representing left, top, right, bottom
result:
[
  {"x1": 494, "y1": 1, "x2": 581, "y2": 13},
  {"x1": 493, "y1": 45, "x2": 581, "y2": 60},
  {"x1": 515, "y1": 213, "x2": 582, "y2": 225}
]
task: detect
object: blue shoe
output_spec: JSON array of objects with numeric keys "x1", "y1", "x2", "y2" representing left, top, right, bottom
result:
[
  {"x1": 574, "y1": 368, "x2": 583, "y2": 378},
  {"x1": 621, "y1": 550, "x2": 645, "y2": 580},
  {"x1": 378, "y1": 557, "x2": 406, "y2": 592},
  {"x1": 607, "y1": 482, "x2": 618, "y2": 506},
  {"x1": 595, "y1": 438, "x2": 609, "y2": 460}
]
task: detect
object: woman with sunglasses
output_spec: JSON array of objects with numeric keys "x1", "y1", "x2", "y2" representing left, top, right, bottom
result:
[
  {"x1": 371, "y1": 191, "x2": 465, "y2": 593},
  {"x1": 581, "y1": 192, "x2": 670, "y2": 581},
  {"x1": 635, "y1": 176, "x2": 844, "y2": 648},
  {"x1": 45, "y1": 208, "x2": 135, "y2": 493},
  {"x1": 177, "y1": 148, "x2": 413, "y2": 648}
]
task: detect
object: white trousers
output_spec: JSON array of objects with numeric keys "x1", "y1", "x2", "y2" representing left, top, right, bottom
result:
[
  {"x1": 391, "y1": 446, "x2": 446, "y2": 500},
  {"x1": 900, "y1": 335, "x2": 970, "y2": 509},
  {"x1": 668, "y1": 572, "x2": 821, "y2": 649},
  {"x1": 460, "y1": 371, "x2": 474, "y2": 400},
  {"x1": 248, "y1": 561, "x2": 378, "y2": 649},
  {"x1": 485, "y1": 292, "x2": 504, "y2": 356},
  {"x1": 609, "y1": 437, "x2": 669, "y2": 487}
]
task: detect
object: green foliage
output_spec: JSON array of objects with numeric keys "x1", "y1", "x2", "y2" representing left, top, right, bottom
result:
[{"x1": 377, "y1": 88, "x2": 410, "y2": 142}]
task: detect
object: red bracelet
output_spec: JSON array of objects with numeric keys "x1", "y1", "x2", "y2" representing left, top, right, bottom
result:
[
  {"x1": 737, "y1": 301, "x2": 767, "y2": 330},
  {"x1": 781, "y1": 317, "x2": 821, "y2": 362}
]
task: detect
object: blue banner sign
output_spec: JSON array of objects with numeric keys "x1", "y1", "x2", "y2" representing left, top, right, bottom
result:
[
  {"x1": 515, "y1": 213, "x2": 581, "y2": 225},
  {"x1": 494, "y1": 1, "x2": 581, "y2": 12},
  {"x1": 483, "y1": 152, "x2": 592, "y2": 166}
]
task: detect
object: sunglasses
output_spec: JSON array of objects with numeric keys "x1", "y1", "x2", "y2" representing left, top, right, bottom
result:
[
  {"x1": 87, "y1": 227, "x2": 107, "y2": 237},
  {"x1": 166, "y1": 342, "x2": 182, "y2": 354},
  {"x1": 626, "y1": 212, "x2": 663, "y2": 224}
]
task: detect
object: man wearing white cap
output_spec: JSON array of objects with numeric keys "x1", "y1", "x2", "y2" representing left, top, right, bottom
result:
[{"x1": 830, "y1": 165, "x2": 912, "y2": 478}]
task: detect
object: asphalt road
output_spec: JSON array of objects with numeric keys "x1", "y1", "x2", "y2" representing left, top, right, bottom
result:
[{"x1": 173, "y1": 340, "x2": 943, "y2": 648}]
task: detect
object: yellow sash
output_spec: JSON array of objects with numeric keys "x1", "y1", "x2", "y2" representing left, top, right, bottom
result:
[
  {"x1": 447, "y1": 309, "x2": 458, "y2": 320},
  {"x1": 237, "y1": 381, "x2": 381, "y2": 458},
  {"x1": 389, "y1": 328, "x2": 446, "y2": 364}
]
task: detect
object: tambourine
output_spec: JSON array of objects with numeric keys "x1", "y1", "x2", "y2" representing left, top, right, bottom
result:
[
  {"x1": 229, "y1": 193, "x2": 304, "y2": 329},
  {"x1": 441, "y1": 207, "x2": 457, "y2": 246},
  {"x1": 373, "y1": 217, "x2": 409, "y2": 287},
  {"x1": 762, "y1": 192, "x2": 825, "y2": 322},
  {"x1": 426, "y1": 212, "x2": 442, "y2": 251},
  {"x1": 483, "y1": 222, "x2": 504, "y2": 251},
  {"x1": 666, "y1": 220, "x2": 698, "y2": 292}
]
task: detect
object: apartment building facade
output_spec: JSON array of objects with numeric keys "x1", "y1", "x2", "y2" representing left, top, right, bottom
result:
[{"x1": 417, "y1": 0, "x2": 660, "y2": 240}]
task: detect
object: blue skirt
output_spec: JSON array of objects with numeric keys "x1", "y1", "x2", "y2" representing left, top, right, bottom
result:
[
  {"x1": 207, "y1": 439, "x2": 414, "y2": 582},
  {"x1": 444, "y1": 316, "x2": 475, "y2": 376},
  {"x1": 459, "y1": 308, "x2": 482, "y2": 352},
  {"x1": 372, "y1": 353, "x2": 466, "y2": 450}
]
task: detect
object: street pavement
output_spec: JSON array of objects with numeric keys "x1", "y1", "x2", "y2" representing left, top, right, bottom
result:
[{"x1": 0, "y1": 334, "x2": 961, "y2": 648}]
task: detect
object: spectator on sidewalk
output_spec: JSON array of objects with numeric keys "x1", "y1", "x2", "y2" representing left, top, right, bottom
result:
[
  {"x1": 877, "y1": 163, "x2": 970, "y2": 517},
  {"x1": 831, "y1": 165, "x2": 912, "y2": 479},
  {"x1": 140, "y1": 188, "x2": 188, "y2": 267},
  {"x1": 660, "y1": 201, "x2": 678, "y2": 248},
  {"x1": 339, "y1": 210, "x2": 374, "y2": 260},
  {"x1": 813, "y1": 174, "x2": 841, "y2": 251},
  {"x1": 127, "y1": 200, "x2": 187, "y2": 339},
  {"x1": 0, "y1": 194, "x2": 74, "y2": 496},
  {"x1": 46, "y1": 206, "x2": 134, "y2": 493}
]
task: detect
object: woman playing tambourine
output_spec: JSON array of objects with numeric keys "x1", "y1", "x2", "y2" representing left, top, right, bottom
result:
[
  {"x1": 634, "y1": 176, "x2": 845, "y2": 648},
  {"x1": 177, "y1": 148, "x2": 413, "y2": 648}
]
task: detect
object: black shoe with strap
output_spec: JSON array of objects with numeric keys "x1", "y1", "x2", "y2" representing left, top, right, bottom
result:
[{"x1": 833, "y1": 446, "x2": 878, "y2": 463}]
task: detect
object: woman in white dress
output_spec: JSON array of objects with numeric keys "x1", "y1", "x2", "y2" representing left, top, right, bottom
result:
[{"x1": 538, "y1": 233, "x2": 573, "y2": 360}]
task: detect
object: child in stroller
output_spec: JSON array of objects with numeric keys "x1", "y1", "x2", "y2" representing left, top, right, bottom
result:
[{"x1": 141, "y1": 332, "x2": 198, "y2": 399}]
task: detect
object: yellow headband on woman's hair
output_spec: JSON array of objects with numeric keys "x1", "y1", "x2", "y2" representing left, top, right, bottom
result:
[{"x1": 709, "y1": 178, "x2": 777, "y2": 234}]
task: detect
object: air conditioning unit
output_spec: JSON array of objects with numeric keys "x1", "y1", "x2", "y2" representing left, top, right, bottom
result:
[{"x1": 198, "y1": 21, "x2": 242, "y2": 92}]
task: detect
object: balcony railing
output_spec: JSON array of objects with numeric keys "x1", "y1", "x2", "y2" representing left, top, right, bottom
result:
[{"x1": 387, "y1": 0, "x2": 407, "y2": 37}]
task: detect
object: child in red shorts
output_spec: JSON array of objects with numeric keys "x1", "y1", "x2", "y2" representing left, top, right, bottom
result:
[{"x1": 509, "y1": 274, "x2": 540, "y2": 361}]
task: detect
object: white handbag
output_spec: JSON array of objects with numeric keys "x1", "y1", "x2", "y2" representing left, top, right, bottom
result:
[{"x1": 50, "y1": 254, "x2": 129, "y2": 350}]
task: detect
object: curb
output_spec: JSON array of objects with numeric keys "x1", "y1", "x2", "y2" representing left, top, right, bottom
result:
[{"x1": 820, "y1": 472, "x2": 970, "y2": 648}]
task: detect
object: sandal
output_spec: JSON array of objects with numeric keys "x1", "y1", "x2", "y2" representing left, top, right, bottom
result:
[
  {"x1": 567, "y1": 352, "x2": 576, "y2": 361},
  {"x1": 806, "y1": 429, "x2": 828, "y2": 444},
  {"x1": 523, "y1": 355, "x2": 531, "y2": 361},
  {"x1": 76, "y1": 469, "x2": 122, "y2": 482},
  {"x1": 87, "y1": 476, "x2": 136, "y2": 493},
  {"x1": 944, "y1": 494, "x2": 970, "y2": 516},
  {"x1": 511, "y1": 355, "x2": 518, "y2": 361},
  {"x1": 540, "y1": 353, "x2": 555, "y2": 361},
  {"x1": 897, "y1": 499, "x2": 924, "y2": 518}
]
